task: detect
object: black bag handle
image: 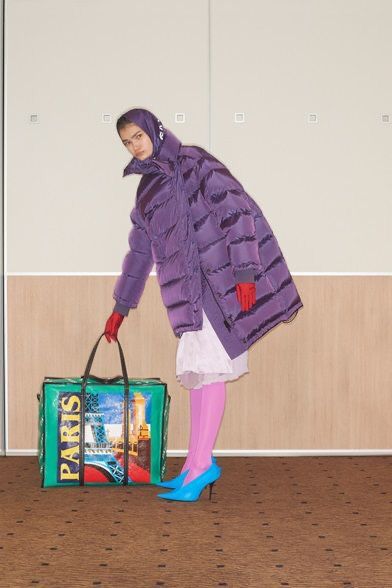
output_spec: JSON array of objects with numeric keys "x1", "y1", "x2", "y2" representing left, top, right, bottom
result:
[
  {"x1": 81, "y1": 333, "x2": 129, "y2": 391},
  {"x1": 79, "y1": 332, "x2": 130, "y2": 487}
]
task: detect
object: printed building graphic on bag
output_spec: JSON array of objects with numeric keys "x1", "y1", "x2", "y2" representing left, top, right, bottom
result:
[{"x1": 57, "y1": 390, "x2": 152, "y2": 484}]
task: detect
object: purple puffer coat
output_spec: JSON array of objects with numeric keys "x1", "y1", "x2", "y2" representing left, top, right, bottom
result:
[{"x1": 113, "y1": 128, "x2": 303, "y2": 359}]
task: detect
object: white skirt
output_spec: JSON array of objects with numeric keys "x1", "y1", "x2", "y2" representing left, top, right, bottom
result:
[{"x1": 175, "y1": 309, "x2": 249, "y2": 390}]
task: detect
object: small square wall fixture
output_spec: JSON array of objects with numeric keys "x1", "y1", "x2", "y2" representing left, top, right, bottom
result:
[
  {"x1": 308, "y1": 113, "x2": 318, "y2": 123},
  {"x1": 102, "y1": 113, "x2": 112, "y2": 123},
  {"x1": 234, "y1": 112, "x2": 245, "y2": 123},
  {"x1": 381, "y1": 114, "x2": 390, "y2": 123},
  {"x1": 30, "y1": 114, "x2": 39, "y2": 123},
  {"x1": 175, "y1": 112, "x2": 185, "y2": 123}
]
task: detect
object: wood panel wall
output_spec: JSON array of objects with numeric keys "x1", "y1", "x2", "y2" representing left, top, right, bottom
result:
[{"x1": 6, "y1": 275, "x2": 392, "y2": 451}]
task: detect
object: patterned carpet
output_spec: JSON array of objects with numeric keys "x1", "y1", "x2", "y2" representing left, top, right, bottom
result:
[{"x1": 0, "y1": 456, "x2": 391, "y2": 587}]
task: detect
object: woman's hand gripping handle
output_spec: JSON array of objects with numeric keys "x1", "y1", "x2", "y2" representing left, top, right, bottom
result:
[{"x1": 104, "y1": 312, "x2": 125, "y2": 343}]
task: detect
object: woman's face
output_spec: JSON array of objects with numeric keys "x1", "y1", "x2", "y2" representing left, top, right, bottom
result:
[{"x1": 119, "y1": 123, "x2": 153, "y2": 160}]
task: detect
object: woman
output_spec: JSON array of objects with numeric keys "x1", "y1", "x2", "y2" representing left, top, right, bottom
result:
[{"x1": 104, "y1": 108, "x2": 303, "y2": 502}]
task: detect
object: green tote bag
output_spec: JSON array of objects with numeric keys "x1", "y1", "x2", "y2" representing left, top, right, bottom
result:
[{"x1": 37, "y1": 332, "x2": 171, "y2": 488}]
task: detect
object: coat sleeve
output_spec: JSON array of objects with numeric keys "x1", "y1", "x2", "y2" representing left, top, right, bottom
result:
[
  {"x1": 196, "y1": 153, "x2": 261, "y2": 284},
  {"x1": 112, "y1": 205, "x2": 154, "y2": 316}
]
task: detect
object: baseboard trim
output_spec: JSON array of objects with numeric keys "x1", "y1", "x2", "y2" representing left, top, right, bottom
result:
[{"x1": 2, "y1": 449, "x2": 392, "y2": 457}]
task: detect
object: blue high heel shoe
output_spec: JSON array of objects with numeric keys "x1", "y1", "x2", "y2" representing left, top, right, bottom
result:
[
  {"x1": 155, "y1": 455, "x2": 217, "y2": 489},
  {"x1": 157, "y1": 462, "x2": 221, "y2": 502}
]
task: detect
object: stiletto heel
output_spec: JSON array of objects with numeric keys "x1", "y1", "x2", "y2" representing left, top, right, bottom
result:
[{"x1": 157, "y1": 462, "x2": 221, "y2": 502}]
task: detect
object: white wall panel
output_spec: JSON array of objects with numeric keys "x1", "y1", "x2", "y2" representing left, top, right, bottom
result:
[
  {"x1": 6, "y1": 0, "x2": 209, "y2": 272},
  {"x1": 211, "y1": 0, "x2": 392, "y2": 271}
]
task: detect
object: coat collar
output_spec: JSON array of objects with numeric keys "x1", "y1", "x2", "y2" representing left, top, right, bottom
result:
[{"x1": 122, "y1": 128, "x2": 182, "y2": 178}]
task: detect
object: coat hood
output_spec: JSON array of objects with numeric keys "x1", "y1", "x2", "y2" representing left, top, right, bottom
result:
[{"x1": 121, "y1": 108, "x2": 182, "y2": 178}]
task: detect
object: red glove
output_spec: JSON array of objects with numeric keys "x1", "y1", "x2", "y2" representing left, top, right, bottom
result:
[
  {"x1": 236, "y1": 283, "x2": 256, "y2": 312},
  {"x1": 104, "y1": 312, "x2": 125, "y2": 343}
]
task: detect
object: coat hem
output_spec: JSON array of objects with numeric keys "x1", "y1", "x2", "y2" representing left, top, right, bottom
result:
[
  {"x1": 245, "y1": 300, "x2": 304, "y2": 350},
  {"x1": 204, "y1": 288, "x2": 304, "y2": 360}
]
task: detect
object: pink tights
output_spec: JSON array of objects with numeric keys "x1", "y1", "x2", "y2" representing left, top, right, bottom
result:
[{"x1": 180, "y1": 380, "x2": 226, "y2": 485}]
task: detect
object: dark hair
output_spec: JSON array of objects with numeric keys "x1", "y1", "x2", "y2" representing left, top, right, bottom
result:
[{"x1": 116, "y1": 115, "x2": 134, "y2": 135}]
